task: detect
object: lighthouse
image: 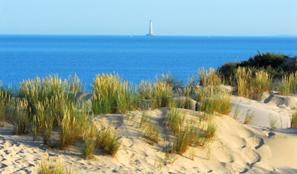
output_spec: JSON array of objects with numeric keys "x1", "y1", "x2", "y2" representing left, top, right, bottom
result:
[{"x1": 146, "y1": 20, "x2": 156, "y2": 36}]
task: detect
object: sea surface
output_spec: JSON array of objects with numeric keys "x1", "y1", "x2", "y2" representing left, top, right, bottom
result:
[{"x1": 1, "y1": 35, "x2": 297, "y2": 90}]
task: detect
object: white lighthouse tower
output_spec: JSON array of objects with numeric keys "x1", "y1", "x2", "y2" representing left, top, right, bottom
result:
[{"x1": 146, "y1": 20, "x2": 156, "y2": 36}]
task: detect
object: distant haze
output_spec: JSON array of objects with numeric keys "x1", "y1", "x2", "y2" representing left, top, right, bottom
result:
[{"x1": 0, "y1": 0, "x2": 296, "y2": 36}]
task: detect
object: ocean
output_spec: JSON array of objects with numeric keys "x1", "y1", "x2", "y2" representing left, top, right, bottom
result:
[{"x1": 1, "y1": 35, "x2": 297, "y2": 89}]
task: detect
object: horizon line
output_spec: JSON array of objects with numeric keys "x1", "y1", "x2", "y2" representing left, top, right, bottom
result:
[{"x1": 0, "y1": 34, "x2": 297, "y2": 37}]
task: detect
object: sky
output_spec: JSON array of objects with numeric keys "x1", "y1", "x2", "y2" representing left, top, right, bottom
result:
[{"x1": 1, "y1": 0, "x2": 297, "y2": 36}]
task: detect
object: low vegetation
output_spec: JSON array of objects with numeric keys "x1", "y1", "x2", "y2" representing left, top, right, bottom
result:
[
  {"x1": 95, "y1": 126, "x2": 122, "y2": 157},
  {"x1": 82, "y1": 138, "x2": 96, "y2": 160},
  {"x1": 196, "y1": 86, "x2": 232, "y2": 116},
  {"x1": 291, "y1": 111, "x2": 297, "y2": 128},
  {"x1": 218, "y1": 51, "x2": 297, "y2": 96},
  {"x1": 233, "y1": 105, "x2": 240, "y2": 120},
  {"x1": 143, "y1": 121, "x2": 160, "y2": 145},
  {"x1": 92, "y1": 73, "x2": 133, "y2": 114},
  {"x1": 165, "y1": 108, "x2": 186, "y2": 135},
  {"x1": 198, "y1": 67, "x2": 221, "y2": 86},
  {"x1": 244, "y1": 110, "x2": 255, "y2": 124},
  {"x1": 2, "y1": 51, "x2": 297, "y2": 167},
  {"x1": 37, "y1": 153, "x2": 75, "y2": 174},
  {"x1": 269, "y1": 116, "x2": 278, "y2": 131},
  {"x1": 234, "y1": 67, "x2": 272, "y2": 99}
]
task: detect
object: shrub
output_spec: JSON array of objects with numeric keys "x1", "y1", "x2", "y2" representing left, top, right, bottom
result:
[
  {"x1": 95, "y1": 126, "x2": 121, "y2": 157},
  {"x1": 217, "y1": 52, "x2": 290, "y2": 87}
]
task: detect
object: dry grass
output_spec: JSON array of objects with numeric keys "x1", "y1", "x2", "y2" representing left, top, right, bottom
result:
[
  {"x1": 153, "y1": 80, "x2": 174, "y2": 108},
  {"x1": 278, "y1": 71, "x2": 297, "y2": 96},
  {"x1": 37, "y1": 152, "x2": 75, "y2": 174},
  {"x1": 139, "y1": 80, "x2": 153, "y2": 100},
  {"x1": 235, "y1": 67, "x2": 272, "y2": 99},
  {"x1": 9, "y1": 74, "x2": 87, "y2": 145},
  {"x1": 196, "y1": 86, "x2": 232, "y2": 116},
  {"x1": 198, "y1": 67, "x2": 221, "y2": 86},
  {"x1": 0, "y1": 87, "x2": 12, "y2": 127},
  {"x1": 59, "y1": 107, "x2": 88, "y2": 149}
]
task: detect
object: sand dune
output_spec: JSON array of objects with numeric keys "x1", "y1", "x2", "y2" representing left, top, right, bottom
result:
[{"x1": 1, "y1": 95, "x2": 297, "y2": 173}]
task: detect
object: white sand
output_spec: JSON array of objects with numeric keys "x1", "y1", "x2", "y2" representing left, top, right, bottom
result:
[{"x1": 1, "y1": 95, "x2": 297, "y2": 173}]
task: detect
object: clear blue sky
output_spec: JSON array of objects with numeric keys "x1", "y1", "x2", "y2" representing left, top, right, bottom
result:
[{"x1": 1, "y1": 0, "x2": 296, "y2": 36}]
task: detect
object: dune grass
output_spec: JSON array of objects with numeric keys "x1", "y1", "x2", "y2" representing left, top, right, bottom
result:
[
  {"x1": 143, "y1": 121, "x2": 160, "y2": 145},
  {"x1": 59, "y1": 107, "x2": 88, "y2": 149},
  {"x1": 278, "y1": 71, "x2": 297, "y2": 96},
  {"x1": 82, "y1": 138, "x2": 96, "y2": 160},
  {"x1": 138, "y1": 80, "x2": 153, "y2": 100},
  {"x1": 140, "y1": 110, "x2": 149, "y2": 127},
  {"x1": 92, "y1": 73, "x2": 132, "y2": 114},
  {"x1": 233, "y1": 105, "x2": 240, "y2": 120},
  {"x1": 235, "y1": 67, "x2": 272, "y2": 99},
  {"x1": 153, "y1": 80, "x2": 174, "y2": 108},
  {"x1": 38, "y1": 153, "x2": 75, "y2": 174},
  {"x1": 269, "y1": 116, "x2": 278, "y2": 131},
  {"x1": 0, "y1": 86, "x2": 12, "y2": 126},
  {"x1": 203, "y1": 121, "x2": 217, "y2": 142},
  {"x1": 198, "y1": 67, "x2": 221, "y2": 86},
  {"x1": 244, "y1": 110, "x2": 255, "y2": 124},
  {"x1": 173, "y1": 127, "x2": 192, "y2": 155},
  {"x1": 95, "y1": 126, "x2": 122, "y2": 157},
  {"x1": 5, "y1": 74, "x2": 93, "y2": 150},
  {"x1": 165, "y1": 108, "x2": 186, "y2": 135},
  {"x1": 196, "y1": 86, "x2": 231, "y2": 116},
  {"x1": 12, "y1": 99, "x2": 30, "y2": 135},
  {"x1": 291, "y1": 111, "x2": 297, "y2": 128}
]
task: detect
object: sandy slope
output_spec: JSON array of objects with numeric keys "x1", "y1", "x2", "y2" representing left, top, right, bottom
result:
[{"x1": 1, "y1": 95, "x2": 297, "y2": 173}]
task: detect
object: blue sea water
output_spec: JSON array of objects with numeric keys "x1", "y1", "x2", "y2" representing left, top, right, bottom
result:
[{"x1": 1, "y1": 35, "x2": 297, "y2": 89}]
